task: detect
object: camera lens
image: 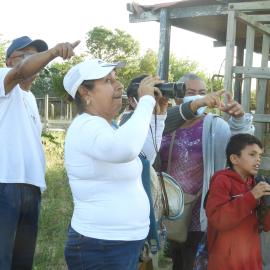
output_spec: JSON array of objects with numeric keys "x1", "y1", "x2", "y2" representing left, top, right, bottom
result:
[{"x1": 154, "y1": 82, "x2": 185, "y2": 99}]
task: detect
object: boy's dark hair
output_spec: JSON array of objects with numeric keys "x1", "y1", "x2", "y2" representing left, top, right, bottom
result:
[
  {"x1": 226, "y1": 133, "x2": 263, "y2": 169},
  {"x1": 126, "y1": 74, "x2": 148, "y2": 100}
]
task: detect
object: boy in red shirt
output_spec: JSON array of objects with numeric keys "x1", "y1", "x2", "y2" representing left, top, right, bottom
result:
[{"x1": 206, "y1": 133, "x2": 270, "y2": 270}]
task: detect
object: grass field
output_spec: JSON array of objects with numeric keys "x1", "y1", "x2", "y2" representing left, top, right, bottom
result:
[{"x1": 33, "y1": 131, "x2": 72, "y2": 270}]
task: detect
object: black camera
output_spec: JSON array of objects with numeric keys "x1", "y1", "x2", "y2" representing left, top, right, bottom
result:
[
  {"x1": 255, "y1": 175, "x2": 270, "y2": 206},
  {"x1": 132, "y1": 82, "x2": 185, "y2": 99},
  {"x1": 255, "y1": 175, "x2": 270, "y2": 185},
  {"x1": 154, "y1": 82, "x2": 186, "y2": 99}
]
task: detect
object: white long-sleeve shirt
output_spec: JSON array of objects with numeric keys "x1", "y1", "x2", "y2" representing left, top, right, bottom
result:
[{"x1": 65, "y1": 95, "x2": 157, "y2": 240}]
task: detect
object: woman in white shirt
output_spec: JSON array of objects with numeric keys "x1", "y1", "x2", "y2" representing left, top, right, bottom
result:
[{"x1": 63, "y1": 59, "x2": 165, "y2": 270}]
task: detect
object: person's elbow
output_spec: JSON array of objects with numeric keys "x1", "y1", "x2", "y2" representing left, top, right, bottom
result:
[{"x1": 105, "y1": 146, "x2": 140, "y2": 163}]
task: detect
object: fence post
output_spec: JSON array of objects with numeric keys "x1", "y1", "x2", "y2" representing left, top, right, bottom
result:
[
  {"x1": 69, "y1": 103, "x2": 73, "y2": 120},
  {"x1": 44, "y1": 94, "x2": 49, "y2": 130},
  {"x1": 50, "y1": 103, "x2": 55, "y2": 119}
]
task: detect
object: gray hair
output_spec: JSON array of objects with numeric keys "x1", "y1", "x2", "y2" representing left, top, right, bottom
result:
[{"x1": 178, "y1": 73, "x2": 203, "y2": 84}]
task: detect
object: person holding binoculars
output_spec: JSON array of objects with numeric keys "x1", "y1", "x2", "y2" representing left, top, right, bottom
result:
[{"x1": 206, "y1": 133, "x2": 270, "y2": 270}]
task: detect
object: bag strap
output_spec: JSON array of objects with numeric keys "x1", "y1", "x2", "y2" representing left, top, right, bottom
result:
[{"x1": 167, "y1": 130, "x2": 176, "y2": 173}]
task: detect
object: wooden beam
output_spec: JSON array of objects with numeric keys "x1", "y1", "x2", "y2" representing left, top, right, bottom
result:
[
  {"x1": 232, "y1": 66, "x2": 270, "y2": 79},
  {"x1": 261, "y1": 156, "x2": 270, "y2": 171},
  {"x1": 242, "y1": 25, "x2": 254, "y2": 112},
  {"x1": 234, "y1": 45, "x2": 244, "y2": 103},
  {"x1": 129, "y1": 12, "x2": 159, "y2": 23},
  {"x1": 228, "y1": 1, "x2": 270, "y2": 11},
  {"x1": 235, "y1": 11, "x2": 270, "y2": 36},
  {"x1": 255, "y1": 34, "x2": 270, "y2": 141},
  {"x1": 248, "y1": 15, "x2": 270, "y2": 22},
  {"x1": 169, "y1": 4, "x2": 227, "y2": 19},
  {"x1": 157, "y1": 9, "x2": 171, "y2": 81},
  {"x1": 213, "y1": 40, "x2": 226, "y2": 47},
  {"x1": 223, "y1": 10, "x2": 236, "y2": 94},
  {"x1": 128, "y1": 4, "x2": 227, "y2": 23},
  {"x1": 44, "y1": 94, "x2": 49, "y2": 130},
  {"x1": 256, "y1": 35, "x2": 270, "y2": 113},
  {"x1": 253, "y1": 114, "x2": 270, "y2": 123}
]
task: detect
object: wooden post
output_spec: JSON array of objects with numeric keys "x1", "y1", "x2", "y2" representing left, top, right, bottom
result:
[
  {"x1": 255, "y1": 34, "x2": 270, "y2": 142},
  {"x1": 242, "y1": 25, "x2": 255, "y2": 112},
  {"x1": 44, "y1": 94, "x2": 49, "y2": 130},
  {"x1": 69, "y1": 103, "x2": 73, "y2": 120},
  {"x1": 157, "y1": 8, "x2": 171, "y2": 81},
  {"x1": 60, "y1": 99, "x2": 63, "y2": 120},
  {"x1": 66, "y1": 103, "x2": 69, "y2": 119},
  {"x1": 223, "y1": 10, "x2": 236, "y2": 95},
  {"x1": 234, "y1": 45, "x2": 244, "y2": 103},
  {"x1": 50, "y1": 103, "x2": 55, "y2": 119}
]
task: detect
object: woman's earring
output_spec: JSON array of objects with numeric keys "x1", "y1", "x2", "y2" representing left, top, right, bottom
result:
[{"x1": 86, "y1": 99, "x2": 91, "y2": 106}]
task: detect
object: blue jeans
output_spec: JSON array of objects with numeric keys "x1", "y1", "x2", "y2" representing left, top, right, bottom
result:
[
  {"x1": 65, "y1": 226, "x2": 145, "y2": 270},
  {"x1": 0, "y1": 183, "x2": 41, "y2": 270}
]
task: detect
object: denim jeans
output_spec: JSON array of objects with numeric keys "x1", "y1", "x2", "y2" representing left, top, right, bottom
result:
[
  {"x1": 0, "y1": 183, "x2": 41, "y2": 270},
  {"x1": 65, "y1": 226, "x2": 145, "y2": 270}
]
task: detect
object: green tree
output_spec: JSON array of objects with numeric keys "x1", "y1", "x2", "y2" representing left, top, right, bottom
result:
[
  {"x1": 0, "y1": 37, "x2": 8, "y2": 67},
  {"x1": 86, "y1": 26, "x2": 142, "y2": 88},
  {"x1": 86, "y1": 26, "x2": 140, "y2": 63},
  {"x1": 139, "y1": 49, "x2": 158, "y2": 75},
  {"x1": 168, "y1": 54, "x2": 199, "y2": 82},
  {"x1": 207, "y1": 75, "x2": 224, "y2": 93},
  {"x1": 30, "y1": 68, "x2": 52, "y2": 97},
  {"x1": 31, "y1": 55, "x2": 85, "y2": 98}
]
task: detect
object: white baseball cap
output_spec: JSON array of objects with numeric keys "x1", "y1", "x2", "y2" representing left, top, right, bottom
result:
[{"x1": 63, "y1": 59, "x2": 125, "y2": 98}]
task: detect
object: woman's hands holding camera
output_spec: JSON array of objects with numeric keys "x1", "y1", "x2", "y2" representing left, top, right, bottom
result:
[
  {"x1": 137, "y1": 76, "x2": 163, "y2": 98},
  {"x1": 138, "y1": 76, "x2": 168, "y2": 115},
  {"x1": 153, "y1": 87, "x2": 168, "y2": 115}
]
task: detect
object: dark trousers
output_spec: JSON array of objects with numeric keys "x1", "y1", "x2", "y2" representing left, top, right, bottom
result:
[
  {"x1": 0, "y1": 183, "x2": 41, "y2": 270},
  {"x1": 170, "y1": 231, "x2": 204, "y2": 270},
  {"x1": 65, "y1": 226, "x2": 145, "y2": 270}
]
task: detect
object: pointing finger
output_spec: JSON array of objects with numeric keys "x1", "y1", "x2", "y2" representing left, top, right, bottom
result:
[
  {"x1": 216, "y1": 89, "x2": 225, "y2": 96},
  {"x1": 71, "y1": 40, "x2": 80, "y2": 49},
  {"x1": 225, "y1": 91, "x2": 233, "y2": 103}
]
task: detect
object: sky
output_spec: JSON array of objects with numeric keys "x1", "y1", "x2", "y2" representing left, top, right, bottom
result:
[{"x1": 0, "y1": 0, "x2": 231, "y2": 75}]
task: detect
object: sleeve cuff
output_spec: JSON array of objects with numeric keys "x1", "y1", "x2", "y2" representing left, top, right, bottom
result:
[{"x1": 179, "y1": 101, "x2": 196, "y2": 120}]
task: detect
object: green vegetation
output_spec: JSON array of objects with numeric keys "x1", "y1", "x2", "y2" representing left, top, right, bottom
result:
[
  {"x1": 33, "y1": 132, "x2": 71, "y2": 270},
  {"x1": 0, "y1": 27, "x2": 216, "y2": 98},
  {"x1": 0, "y1": 37, "x2": 8, "y2": 67}
]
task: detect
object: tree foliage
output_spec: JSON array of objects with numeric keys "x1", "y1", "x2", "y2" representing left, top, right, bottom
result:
[
  {"x1": 2, "y1": 27, "x2": 215, "y2": 99},
  {"x1": 0, "y1": 38, "x2": 8, "y2": 68},
  {"x1": 31, "y1": 55, "x2": 84, "y2": 98},
  {"x1": 86, "y1": 26, "x2": 140, "y2": 62},
  {"x1": 139, "y1": 49, "x2": 158, "y2": 76},
  {"x1": 168, "y1": 55, "x2": 200, "y2": 82}
]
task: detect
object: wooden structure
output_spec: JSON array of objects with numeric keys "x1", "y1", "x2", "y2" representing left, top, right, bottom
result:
[{"x1": 127, "y1": 0, "x2": 270, "y2": 170}]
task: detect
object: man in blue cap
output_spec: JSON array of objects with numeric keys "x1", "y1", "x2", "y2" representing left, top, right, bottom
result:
[{"x1": 0, "y1": 36, "x2": 80, "y2": 269}]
